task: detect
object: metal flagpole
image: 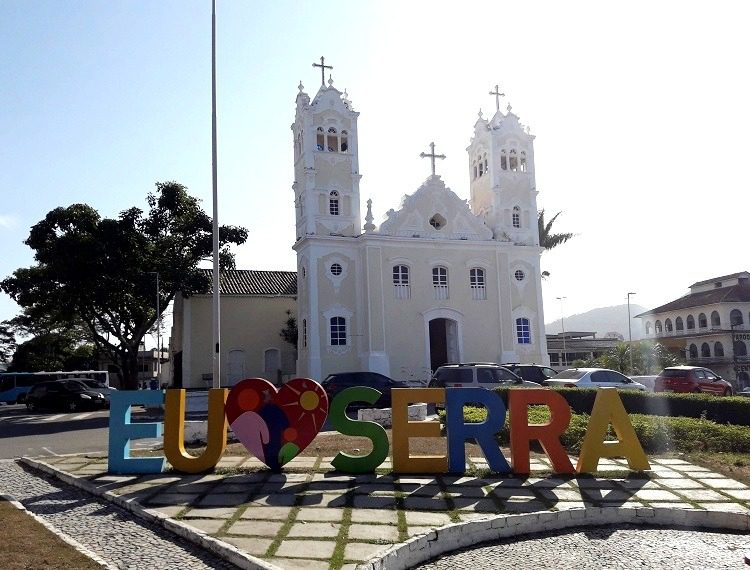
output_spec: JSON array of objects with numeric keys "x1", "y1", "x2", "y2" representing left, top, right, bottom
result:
[{"x1": 211, "y1": 0, "x2": 221, "y2": 389}]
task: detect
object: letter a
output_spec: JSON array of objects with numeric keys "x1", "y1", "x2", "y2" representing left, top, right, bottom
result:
[{"x1": 577, "y1": 388, "x2": 650, "y2": 473}]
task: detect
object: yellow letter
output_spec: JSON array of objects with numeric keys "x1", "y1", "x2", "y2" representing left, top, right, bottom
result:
[
  {"x1": 164, "y1": 388, "x2": 228, "y2": 473},
  {"x1": 576, "y1": 388, "x2": 650, "y2": 473},
  {"x1": 391, "y1": 388, "x2": 447, "y2": 474}
]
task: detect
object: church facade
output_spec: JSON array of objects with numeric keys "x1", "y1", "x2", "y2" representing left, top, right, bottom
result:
[{"x1": 292, "y1": 72, "x2": 549, "y2": 384}]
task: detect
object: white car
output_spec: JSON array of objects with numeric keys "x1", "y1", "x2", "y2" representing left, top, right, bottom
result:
[
  {"x1": 738, "y1": 388, "x2": 750, "y2": 398},
  {"x1": 544, "y1": 368, "x2": 647, "y2": 391}
]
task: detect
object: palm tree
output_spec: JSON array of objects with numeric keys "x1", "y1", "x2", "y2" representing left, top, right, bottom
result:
[{"x1": 538, "y1": 209, "x2": 574, "y2": 251}]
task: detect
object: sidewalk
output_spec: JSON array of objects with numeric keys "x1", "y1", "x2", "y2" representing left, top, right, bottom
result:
[{"x1": 8, "y1": 451, "x2": 750, "y2": 570}]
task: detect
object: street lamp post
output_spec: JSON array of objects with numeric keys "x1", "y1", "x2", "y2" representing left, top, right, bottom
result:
[
  {"x1": 149, "y1": 272, "x2": 161, "y2": 381},
  {"x1": 556, "y1": 296, "x2": 567, "y2": 366},
  {"x1": 627, "y1": 292, "x2": 636, "y2": 373}
]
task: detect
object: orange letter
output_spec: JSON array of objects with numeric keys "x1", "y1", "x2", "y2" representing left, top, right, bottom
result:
[
  {"x1": 391, "y1": 388, "x2": 447, "y2": 474},
  {"x1": 509, "y1": 388, "x2": 574, "y2": 474}
]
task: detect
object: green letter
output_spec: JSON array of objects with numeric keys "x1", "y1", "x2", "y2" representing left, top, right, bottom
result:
[{"x1": 330, "y1": 387, "x2": 389, "y2": 473}]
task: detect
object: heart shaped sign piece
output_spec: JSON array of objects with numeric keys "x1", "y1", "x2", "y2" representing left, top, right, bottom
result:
[{"x1": 225, "y1": 378, "x2": 329, "y2": 470}]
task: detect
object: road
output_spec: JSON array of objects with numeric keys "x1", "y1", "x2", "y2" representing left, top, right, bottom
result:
[{"x1": 0, "y1": 403, "x2": 161, "y2": 459}]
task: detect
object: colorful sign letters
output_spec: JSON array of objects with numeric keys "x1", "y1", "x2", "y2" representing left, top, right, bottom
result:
[{"x1": 108, "y1": 380, "x2": 650, "y2": 476}]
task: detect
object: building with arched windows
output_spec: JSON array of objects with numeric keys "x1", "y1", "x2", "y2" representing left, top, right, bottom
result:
[{"x1": 637, "y1": 271, "x2": 750, "y2": 389}]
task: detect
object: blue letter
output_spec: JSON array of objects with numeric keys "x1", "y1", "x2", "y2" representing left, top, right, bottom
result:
[{"x1": 108, "y1": 390, "x2": 166, "y2": 474}]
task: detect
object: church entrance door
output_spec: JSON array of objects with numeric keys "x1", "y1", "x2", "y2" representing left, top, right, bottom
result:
[
  {"x1": 228, "y1": 349, "x2": 246, "y2": 385},
  {"x1": 429, "y1": 318, "x2": 459, "y2": 371}
]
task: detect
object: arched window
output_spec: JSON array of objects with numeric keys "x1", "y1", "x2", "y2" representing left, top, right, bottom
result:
[
  {"x1": 330, "y1": 317, "x2": 347, "y2": 346},
  {"x1": 665, "y1": 318, "x2": 673, "y2": 332},
  {"x1": 711, "y1": 311, "x2": 721, "y2": 327},
  {"x1": 516, "y1": 318, "x2": 531, "y2": 344},
  {"x1": 520, "y1": 151, "x2": 527, "y2": 172},
  {"x1": 675, "y1": 316, "x2": 684, "y2": 331},
  {"x1": 734, "y1": 340, "x2": 748, "y2": 357},
  {"x1": 689, "y1": 344, "x2": 698, "y2": 358},
  {"x1": 739, "y1": 371, "x2": 750, "y2": 389},
  {"x1": 327, "y1": 127, "x2": 339, "y2": 152},
  {"x1": 432, "y1": 266, "x2": 449, "y2": 300},
  {"x1": 655, "y1": 320, "x2": 663, "y2": 334},
  {"x1": 329, "y1": 191, "x2": 340, "y2": 216},
  {"x1": 473, "y1": 162, "x2": 478, "y2": 180},
  {"x1": 645, "y1": 322, "x2": 652, "y2": 335},
  {"x1": 509, "y1": 149, "x2": 518, "y2": 171},
  {"x1": 500, "y1": 149, "x2": 508, "y2": 171},
  {"x1": 478, "y1": 161, "x2": 484, "y2": 177},
  {"x1": 714, "y1": 341, "x2": 724, "y2": 357},
  {"x1": 483, "y1": 153, "x2": 488, "y2": 174},
  {"x1": 698, "y1": 313, "x2": 707, "y2": 328},
  {"x1": 687, "y1": 315, "x2": 695, "y2": 330},
  {"x1": 730, "y1": 309, "x2": 744, "y2": 326},
  {"x1": 470, "y1": 268, "x2": 486, "y2": 300},
  {"x1": 316, "y1": 127, "x2": 324, "y2": 151},
  {"x1": 512, "y1": 206, "x2": 521, "y2": 228},
  {"x1": 393, "y1": 265, "x2": 410, "y2": 299},
  {"x1": 340, "y1": 130, "x2": 348, "y2": 152},
  {"x1": 701, "y1": 342, "x2": 711, "y2": 358}
]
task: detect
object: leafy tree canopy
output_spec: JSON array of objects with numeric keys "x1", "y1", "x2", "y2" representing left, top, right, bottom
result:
[
  {"x1": 279, "y1": 310, "x2": 298, "y2": 350},
  {"x1": 1, "y1": 182, "x2": 247, "y2": 388},
  {"x1": 0, "y1": 321, "x2": 16, "y2": 364},
  {"x1": 9, "y1": 331, "x2": 97, "y2": 372}
]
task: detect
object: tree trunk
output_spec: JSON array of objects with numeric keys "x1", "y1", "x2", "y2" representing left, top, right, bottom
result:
[{"x1": 120, "y1": 347, "x2": 140, "y2": 390}]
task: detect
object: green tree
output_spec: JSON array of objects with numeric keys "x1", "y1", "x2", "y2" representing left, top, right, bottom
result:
[
  {"x1": 0, "y1": 321, "x2": 16, "y2": 364},
  {"x1": 279, "y1": 310, "x2": 298, "y2": 350},
  {"x1": 8, "y1": 331, "x2": 98, "y2": 372},
  {"x1": 2, "y1": 182, "x2": 247, "y2": 388},
  {"x1": 538, "y1": 209, "x2": 574, "y2": 251}
]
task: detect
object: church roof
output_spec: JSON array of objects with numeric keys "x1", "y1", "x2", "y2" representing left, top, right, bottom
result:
[
  {"x1": 200, "y1": 269, "x2": 297, "y2": 296},
  {"x1": 636, "y1": 283, "x2": 750, "y2": 317}
]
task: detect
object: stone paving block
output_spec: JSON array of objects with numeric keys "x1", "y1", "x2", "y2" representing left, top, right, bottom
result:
[
  {"x1": 197, "y1": 493, "x2": 253, "y2": 507},
  {"x1": 404, "y1": 511, "x2": 453, "y2": 526},
  {"x1": 615, "y1": 479, "x2": 663, "y2": 490},
  {"x1": 216, "y1": 456, "x2": 245, "y2": 466},
  {"x1": 489, "y1": 487, "x2": 537, "y2": 499},
  {"x1": 690, "y1": 471, "x2": 726, "y2": 479},
  {"x1": 266, "y1": 473, "x2": 309, "y2": 483},
  {"x1": 455, "y1": 498, "x2": 501, "y2": 513},
  {"x1": 697, "y1": 502, "x2": 750, "y2": 513},
  {"x1": 250, "y1": 493, "x2": 298, "y2": 507},
  {"x1": 503, "y1": 499, "x2": 548, "y2": 513},
  {"x1": 184, "y1": 518, "x2": 226, "y2": 534},
  {"x1": 347, "y1": 523, "x2": 400, "y2": 541},
  {"x1": 701, "y1": 478, "x2": 749, "y2": 490},
  {"x1": 554, "y1": 501, "x2": 587, "y2": 510},
  {"x1": 275, "y1": 539, "x2": 337, "y2": 559},
  {"x1": 722, "y1": 489, "x2": 750, "y2": 500},
  {"x1": 649, "y1": 502, "x2": 697, "y2": 509},
  {"x1": 287, "y1": 521, "x2": 340, "y2": 538},
  {"x1": 402, "y1": 496, "x2": 449, "y2": 511},
  {"x1": 526, "y1": 478, "x2": 575, "y2": 489},
  {"x1": 582, "y1": 488, "x2": 636, "y2": 503},
  {"x1": 182, "y1": 506, "x2": 238, "y2": 519},
  {"x1": 350, "y1": 508, "x2": 398, "y2": 525},
  {"x1": 633, "y1": 489, "x2": 683, "y2": 502},
  {"x1": 223, "y1": 473, "x2": 268, "y2": 484},
  {"x1": 269, "y1": 558, "x2": 331, "y2": 570},
  {"x1": 353, "y1": 483, "x2": 397, "y2": 495},
  {"x1": 239, "y1": 458, "x2": 265, "y2": 469},
  {"x1": 150, "y1": 505, "x2": 186, "y2": 517},
  {"x1": 296, "y1": 507, "x2": 344, "y2": 522},
  {"x1": 240, "y1": 505, "x2": 293, "y2": 520},
  {"x1": 344, "y1": 541, "x2": 390, "y2": 562},
  {"x1": 676, "y1": 489, "x2": 730, "y2": 501},
  {"x1": 352, "y1": 495, "x2": 396, "y2": 509},
  {"x1": 408, "y1": 525, "x2": 438, "y2": 536},
  {"x1": 310, "y1": 473, "x2": 356, "y2": 483},
  {"x1": 226, "y1": 519, "x2": 285, "y2": 537},
  {"x1": 537, "y1": 488, "x2": 583, "y2": 502},
  {"x1": 300, "y1": 493, "x2": 347, "y2": 508},
  {"x1": 654, "y1": 458, "x2": 691, "y2": 465},
  {"x1": 222, "y1": 536, "x2": 273, "y2": 556},
  {"x1": 654, "y1": 478, "x2": 707, "y2": 490},
  {"x1": 574, "y1": 478, "x2": 620, "y2": 489},
  {"x1": 145, "y1": 492, "x2": 201, "y2": 505}
]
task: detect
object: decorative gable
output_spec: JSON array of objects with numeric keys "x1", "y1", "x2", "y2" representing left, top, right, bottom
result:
[{"x1": 378, "y1": 176, "x2": 493, "y2": 241}]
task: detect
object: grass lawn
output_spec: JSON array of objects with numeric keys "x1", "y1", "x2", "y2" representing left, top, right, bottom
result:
[{"x1": 0, "y1": 499, "x2": 101, "y2": 570}]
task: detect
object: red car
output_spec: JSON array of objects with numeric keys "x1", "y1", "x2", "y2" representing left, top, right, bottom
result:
[{"x1": 655, "y1": 366, "x2": 734, "y2": 396}]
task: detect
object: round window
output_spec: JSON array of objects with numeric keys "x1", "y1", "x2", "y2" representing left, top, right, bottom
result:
[
  {"x1": 330, "y1": 263, "x2": 343, "y2": 276},
  {"x1": 514, "y1": 269, "x2": 525, "y2": 281}
]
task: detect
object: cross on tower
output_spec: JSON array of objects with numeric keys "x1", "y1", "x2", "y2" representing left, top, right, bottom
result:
[
  {"x1": 420, "y1": 142, "x2": 446, "y2": 176},
  {"x1": 489, "y1": 84, "x2": 505, "y2": 112},
  {"x1": 313, "y1": 56, "x2": 333, "y2": 87}
]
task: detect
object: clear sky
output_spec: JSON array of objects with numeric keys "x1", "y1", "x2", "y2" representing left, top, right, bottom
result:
[{"x1": 2, "y1": 1, "x2": 749, "y2": 346}]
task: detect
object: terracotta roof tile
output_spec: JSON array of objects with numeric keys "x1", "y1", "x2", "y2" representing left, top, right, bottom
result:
[
  {"x1": 199, "y1": 269, "x2": 297, "y2": 296},
  {"x1": 637, "y1": 284, "x2": 750, "y2": 317}
]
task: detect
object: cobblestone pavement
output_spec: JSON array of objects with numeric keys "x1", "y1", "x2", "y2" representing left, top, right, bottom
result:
[
  {"x1": 413, "y1": 524, "x2": 750, "y2": 569},
  {"x1": 0, "y1": 459, "x2": 238, "y2": 570}
]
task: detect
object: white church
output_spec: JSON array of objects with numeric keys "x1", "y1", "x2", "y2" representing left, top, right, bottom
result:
[{"x1": 171, "y1": 64, "x2": 549, "y2": 388}]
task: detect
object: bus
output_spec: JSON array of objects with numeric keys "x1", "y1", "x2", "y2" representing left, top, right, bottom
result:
[{"x1": 0, "y1": 370, "x2": 110, "y2": 404}]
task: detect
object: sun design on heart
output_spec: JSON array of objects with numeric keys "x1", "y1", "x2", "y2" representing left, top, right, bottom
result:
[{"x1": 278, "y1": 380, "x2": 328, "y2": 442}]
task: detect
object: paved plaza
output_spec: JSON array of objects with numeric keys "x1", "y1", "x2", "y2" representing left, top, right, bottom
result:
[{"x1": 2, "y1": 452, "x2": 750, "y2": 569}]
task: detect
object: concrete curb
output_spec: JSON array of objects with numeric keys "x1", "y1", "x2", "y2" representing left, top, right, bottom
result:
[
  {"x1": 1, "y1": 492, "x2": 115, "y2": 569},
  {"x1": 357, "y1": 507, "x2": 750, "y2": 570},
  {"x1": 18, "y1": 458, "x2": 283, "y2": 570}
]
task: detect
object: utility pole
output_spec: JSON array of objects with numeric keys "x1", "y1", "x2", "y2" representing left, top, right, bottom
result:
[
  {"x1": 627, "y1": 292, "x2": 636, "y2": 373},
  {"x1": 211, "y1": 0, "x2": 221, "y2": 389}
]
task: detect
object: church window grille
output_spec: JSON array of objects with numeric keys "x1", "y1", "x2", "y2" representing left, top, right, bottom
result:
[
  {"x1": 689, "y1": 343, "x2": 698, "y2": 358},
  {"x1": 655, "y1": 320, "x2": 662, "y2": 334},
  {"x1": 329, "y1": 191, "x2": 340, "y2": 215},
  {"x1": 512, "y1": 206, "x2": 521, "y2": 228},
  {"x1": 341, "y1": 130, "x2": 348, "y2": 152},
  {"x1": 330, "y1": 317, "x2": 347, "y2": 346},
  {"x1": 698, "y1": 313, "x2": 707, "y2": 328},
  {"x1": 393, "y1": 265, "x2": 411, "y2": 300},
  {"x1": 327, "y1": 127, "x2": 339, "y2": 152},
  {"x1": 509, "y1": 149, "x2": 518, "y2": 171},
  {"x1": 316, "y1": 127, "x2": 325, "y2": 151},
  {"x1": 330, "y1": 263, "x2": 343, "y2": 276},
  {"x1": 710, "y1": 311, "x2": 721, "y2": 327},
  {"x1": 701, "y1": 342, "x2": 711, "y2": 358},
  {"x1": 470, "y1": 268, "x2": 486, "y2": 300},
  {"x1": 516, "y1": 318, "x2": 531, "y2": 344},
  {"x1": 429, "y1": 214, "x2": 446, "y2": 230},
  {"x1": 432, "y1": 266, "x2": 449, "y2": 300},
  {"x1": 514, "y1": 269, "x2": 525, "y2": 281},
  {"x1": 731, "y1": 309, "x2": 744, "y2": 326},
  {"x1": 675, "y1": 316, "x2": 684, "y2": 330},
  {"x1": 665, "y1": 318, "x2": 673, "y2": 332},
  {"x1": 520, "y1": 151, "x2": 527, "y2": 172},
  {"x1": 500, "y1": 150, "x2": 508, "y2": 171},
  {"x1": 302, "y1": 319, "x2": 307, "y2": 348},
  {"x1": 687, "y1": 315, "x2": 695, "y2": 329},
  {"x1": 714, "y1": 341, "x2": 724, "y2": 357}
]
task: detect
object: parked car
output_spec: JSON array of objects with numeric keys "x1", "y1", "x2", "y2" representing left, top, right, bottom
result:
[
  {"x1": 655, "y1": 366, "x2": 734, "y2": 396},
  {"x1": 25, "y1": 380, "x2": 107, "y2": 412},
  {"x1": 321, "y1": 372, "x2": 409, "y2": 409},
  {"x1": 738, "y1": 387, "x2": 750, "y2": 398},
  {"x1": 543, "y1": 368, "x2": 647, "y2": 391},
  {"x1": 77, "y1": 378, "x2": 116, "y2": 406},
  {"x1": 429, "y1": 363, "x2": 539, "y2": 390},
  {"x1": 502, "y1": 363, "x2": 559, "y2": 385},
  {"x1": 629, "y1": 375, "x2": 659, "y2": 392}
]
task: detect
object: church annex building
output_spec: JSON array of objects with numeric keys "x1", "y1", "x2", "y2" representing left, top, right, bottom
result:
[{"x1": 171, "y1": 65, "x2": 549, "y2": 388}]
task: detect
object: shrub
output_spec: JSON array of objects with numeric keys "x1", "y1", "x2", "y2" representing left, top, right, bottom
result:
[{"x1": 493, "y1": 387, "x2": 750, "y2": 427}]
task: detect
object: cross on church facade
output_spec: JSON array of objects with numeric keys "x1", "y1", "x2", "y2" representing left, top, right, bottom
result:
[
  {"x1": 313, "y1": 56, "x2": 333, "y2": 87},
  {"x1": 420, "y1": 142, "x2": 446, "y2": 176},
  {"x1": 489, "y1": 84, "x2": 505, "y2": 111}
]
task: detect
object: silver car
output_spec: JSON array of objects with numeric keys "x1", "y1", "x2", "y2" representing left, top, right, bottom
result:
[{"x1": 544, "y1": 368, "x2": 647, "y2": 391}]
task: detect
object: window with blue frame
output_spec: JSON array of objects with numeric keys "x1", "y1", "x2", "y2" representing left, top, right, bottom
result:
[{"x1": 516, "y1": 318, "x2": 531, "y2": 344}]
